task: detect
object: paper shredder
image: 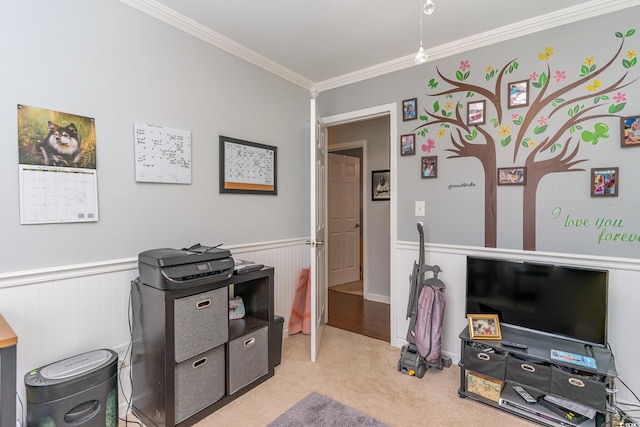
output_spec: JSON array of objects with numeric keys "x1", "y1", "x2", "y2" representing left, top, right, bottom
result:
[{"x1": 25, "y1": 349, "x2": 118, "y2": 427}]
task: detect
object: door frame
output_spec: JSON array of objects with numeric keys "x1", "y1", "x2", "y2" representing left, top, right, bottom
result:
[
  {"x1": 328, "y1": 141, "x2": 366, "y2": 296},
  {"x1": 322, "y1": 103, "x2": 397, "y2": 344}
]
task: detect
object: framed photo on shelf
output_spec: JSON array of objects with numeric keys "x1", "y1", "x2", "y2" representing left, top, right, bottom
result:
[
  {"x1": 508, "y1": 80, "x2": 529, "y2": 108},
  {"x1": 497, "y1": 167, "x2": 526, "y2": 185},
  {"x1": 468, "y1": 314, "x2": 502, "y2": 340},
  {"x1": 421, "y1": 156, "x2": 437, "y2": 178},
  {"x1": 467, "y1": 100, "x2": 485, "y2": 125},
  {"x1": 621, "y1": 116, "x2": 640, "y2": 147},
  {"x1": 219, "y1": 135, "x2": 277, "y2": 195},
  {"x1": 591, "y1": 167, "x2": 618, "y2": 197},
  {"x1": 402, "y1": 98, "x2": 417, "y2": 121},
  {"x1": 371, "y1": 169, "x2": 390, "y2": 201},
  {"x1": 400, "y1": 134, "x2": 416, "y2": 156}
]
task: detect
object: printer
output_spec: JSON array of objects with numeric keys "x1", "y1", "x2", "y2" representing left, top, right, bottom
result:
[{"x1": 138, "y1": 245, "x2": 234, "y2": 290}]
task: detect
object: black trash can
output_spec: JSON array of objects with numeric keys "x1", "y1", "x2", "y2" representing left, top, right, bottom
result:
[
  {"x1": 271, "y1": 315, "x2": 284, "y2": 367},
  {"x1": 25, "y1": 349, "x2": 118, "y2": 427}
]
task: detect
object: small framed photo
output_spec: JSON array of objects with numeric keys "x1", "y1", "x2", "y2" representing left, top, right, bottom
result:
[
  {"x1": 508, "y1": 80, "x2": 529, "y2": 108},
  {"x1": 400, "y1": 134, "x2": 416, "y2": 156},
  {"x1": 372, "y1": 169, "x2": 390, "y2": 201},
  {"x1": 467, "y1": 100, "x2": 485, "y2": 125},
  {"x1": 468, "y1": 314, "x2": 502, "y2": 340},
  {"x1": 402, "y1": 98, "x2": 417, "y2": 121},
  {"x1": 591, "y1": 167, "x2": 618, "y2": 197},
  {"x1": 421, "y1": 156, "x2": 437, "y2": 178},
  {"x1": 621, "y1": 116, "x2": 640, "y2": 147},
  {"x1": 497, "y1": 167, "x2": 526, "y2": 185}
]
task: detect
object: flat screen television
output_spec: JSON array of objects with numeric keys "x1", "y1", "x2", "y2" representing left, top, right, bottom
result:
[{"x1": 465, "y1": 256, "x2": 608, "y2": 347}]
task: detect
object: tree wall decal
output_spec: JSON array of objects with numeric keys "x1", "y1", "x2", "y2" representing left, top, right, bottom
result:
[{"x1": 413, "y1": 30, "x2": 638, "y2": 251}]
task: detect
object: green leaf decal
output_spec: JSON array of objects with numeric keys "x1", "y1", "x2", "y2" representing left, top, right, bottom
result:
[
  {"x1": 581, "y1": 130, "x2": 598, "y2": 145},
  {"x1": 456, "y1": 70, "x2": 464, "y2": 81},
  {"x1": 615, "y1": 32, "x2": 624, "y2": 38},
  {"x1": 419, "y1": 115, "x2": 429, "y2": 122},
  {"x1": 580, "y1": 65, "x2": 589, "y2": 77},
  {"x1": 500, "y1": 136, "x2": 512, "y2": 147},
  {"x1": 433, "y1": 101, "x2": 440, "y2": 113},
  {"x1": 609, "y1": 102, "x2": 626, "y2": 114},
  {"x1": 534, "y1": 125, "x2": 548, "y2": 134},
  {"x1": 626, "y1": 29, "x2": 636, "y2": 37},
  {"x1": 594, "y1": 123, "x2": 610, "y2": 138}
]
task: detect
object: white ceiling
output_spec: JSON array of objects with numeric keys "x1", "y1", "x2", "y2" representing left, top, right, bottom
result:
[{"x1": 122, "y1": 0, "x2": 640, "y2": 92}]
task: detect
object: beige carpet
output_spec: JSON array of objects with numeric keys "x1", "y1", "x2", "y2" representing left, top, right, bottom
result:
[
  {"x1": 187, "y1": 326, "x2": 535, "y2": 427},
  {"x1": 329, "y1": 280, "x2": 363, "y2": 296}
]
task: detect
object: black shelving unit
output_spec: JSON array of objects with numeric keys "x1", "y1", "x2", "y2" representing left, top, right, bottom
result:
[
  {"x1": 458, "y1": 325, "x2": 618, "y2": 427},
  {"x1": 131, "y1": 267, "x2": 275, "y2": 427}
]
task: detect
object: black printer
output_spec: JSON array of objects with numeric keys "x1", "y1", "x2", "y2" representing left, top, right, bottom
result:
[{"x1": 138, "y1": 245, "x2": 234, "y2": 290}]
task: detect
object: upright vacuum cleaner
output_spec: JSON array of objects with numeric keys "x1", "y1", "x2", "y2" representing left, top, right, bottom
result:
[{"x1": 398, "y1": 223, "x2": 452, "y2": 378}]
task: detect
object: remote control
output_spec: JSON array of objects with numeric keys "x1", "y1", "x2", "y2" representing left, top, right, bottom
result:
[
  {"x1": 512, "y1": 385, "x2": 537, "y2": 404},
  {"x1": 501, "y1": 340, "x2": 528, "y2": 350}
]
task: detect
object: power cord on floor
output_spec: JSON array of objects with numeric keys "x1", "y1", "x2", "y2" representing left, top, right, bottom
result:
[{"x1": 117, "y1": 278, "x2": 142, "y2": 427}]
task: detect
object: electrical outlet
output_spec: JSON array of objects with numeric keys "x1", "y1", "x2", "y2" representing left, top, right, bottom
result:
[{"x1": 113, "y1": 343, "x2": 130, "y2": 368}]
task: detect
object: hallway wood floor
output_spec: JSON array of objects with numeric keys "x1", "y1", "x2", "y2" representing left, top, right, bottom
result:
[{"x1": 327, "y1": 284, "x2": 390, "y2": 342}]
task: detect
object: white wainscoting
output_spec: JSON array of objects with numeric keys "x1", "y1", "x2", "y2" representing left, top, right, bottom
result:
[
  {"x1": 0, "y1": 239, "x2": 309, "y2": 420},
  {"x1": 394, "y1": 242, "x2": 640, "y2": 404}
]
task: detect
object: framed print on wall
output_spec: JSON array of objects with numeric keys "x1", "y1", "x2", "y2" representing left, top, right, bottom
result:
[
  {"x1": 497, "y1": 167, "x2": 526, "y2": 185},
  {"x1": 467, "y1": 100, "x2": 485, "y2": 125},
  {"x1": 468, "y1": 314, "x2": 502, "y2": 340},
  {"x1": 508, "y1": 80, "x2": 529, "y2": 108},
  {"x1": 402, "y1": 98, "x2": 417, "y2": 121},
  {"x1": 621, "y1": 116, "x2": 640, "y2": 147},
  {"x1": 591, "y1": 167, "x2": 618, "y2": 197},
  {"x1": 372, "y1": 169, "x2": 390, "y2": 200},
  {"x1": 421, "y1": 156, "x2": 437, "y2": 178},
  {"x1": 219, "y1": 135, "x2": 277, "y2": 195},
  {"x1": 400, "y1": 134, "x2": 416, "y2": 156}
]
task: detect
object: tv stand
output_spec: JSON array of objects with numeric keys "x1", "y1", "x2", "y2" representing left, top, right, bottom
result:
[{"x1": 458, "y1": 325, "x2": 618, "y2": 427}]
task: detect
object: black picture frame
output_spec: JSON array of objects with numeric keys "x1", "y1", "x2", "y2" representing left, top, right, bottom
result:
[
  {"x1": 508, "y1": 80, "x2": 529, "y2": 108},
  {"x1": 400, "y1": 134, "x2": 416, "y2": 156},
  {"x1": 402, "y1": 98, "x2": 417, "y2": 121},
  {"x1": 421, "y1": 156, "x2": 437, "y2": 179},
  {"x1": 621, "y1": 116, "x2": 640, "y2": 147},
  {"x1": 467, "y1": 100, "x2": 486, "y2": 125},
  {"x1": 372, "y1": 169, "x2": 390, "y2": 200},
  {"x1": 497, "y1": 167, "x2": 527, "y2": 185},
  {"x1": 219, "y1": 135, "x2": 277, "y2": 195},
  {"x1": 591, "y1": 167, "x2": 618, "y2": 197}
]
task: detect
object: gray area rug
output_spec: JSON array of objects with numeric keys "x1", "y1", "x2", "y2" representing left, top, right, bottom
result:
[{"x1": 267, "y1": 392, "x2": 389, "y2": 426}]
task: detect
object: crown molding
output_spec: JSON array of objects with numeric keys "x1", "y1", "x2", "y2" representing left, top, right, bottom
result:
[
  {"x1": 118, "y1": 0, "x2": 315, "y2": 91},
  {"x1": 314, "y1": 0, "x2": 640, "y2": 93},
  {"x1": 120, "y1": 0, "x2": 640, "y2": 95}
]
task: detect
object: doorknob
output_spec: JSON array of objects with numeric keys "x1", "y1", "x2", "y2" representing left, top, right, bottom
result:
[
  {"x1": 355, "y1": 223, "x2": 360, "y2": 228},
  {"x1": 306, "y1": 239, "x2": 324, "y2": 247}
]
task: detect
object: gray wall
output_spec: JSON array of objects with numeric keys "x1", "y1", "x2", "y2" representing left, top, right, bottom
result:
[
  {"x1": 1, "y1": 0, "x2": 310, "y2": 273},
  {"x1": 328, "y1": 117, "x2": 390, "y2": 297},
  {"x1": 319, "y1": 8, "x2": 640, "y2": 260}
]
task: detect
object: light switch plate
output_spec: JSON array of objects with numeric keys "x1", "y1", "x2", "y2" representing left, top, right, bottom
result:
[{"x1": 415, "y1": 201, "x2": 425, "y2": 217}]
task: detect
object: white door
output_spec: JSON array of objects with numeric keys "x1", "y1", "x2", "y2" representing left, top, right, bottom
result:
[
  {"x1": 309, "y1": 98, "x2": 327, "y2": 362},
  {"x1": 328, "y1": 153, "x2": 361, "y2": 286}
]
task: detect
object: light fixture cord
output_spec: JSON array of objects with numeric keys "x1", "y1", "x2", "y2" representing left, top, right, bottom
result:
[{"x1": 419, "y1": 0, "x2": 424, "y2": 48}]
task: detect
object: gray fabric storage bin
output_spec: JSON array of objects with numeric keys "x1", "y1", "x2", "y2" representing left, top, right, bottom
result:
[
  {"x1": 174, "y1": 287, "x2": 228, "y2": 363},
  {"x1": 175, "y1": 345, "x2": 225, "y2": 423},
  {"x1": 505, "y1": 355, "x2": 552, "y2": 392},
  {"x1": 463, "y1": 343, "x2": 508, "y2": 380},
  {"x1": 228, "y1": 326, "x2": 269, "y2": 394},
  {"x1": 550, "y1": 366, "x2": 606, "y2": 411}
]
